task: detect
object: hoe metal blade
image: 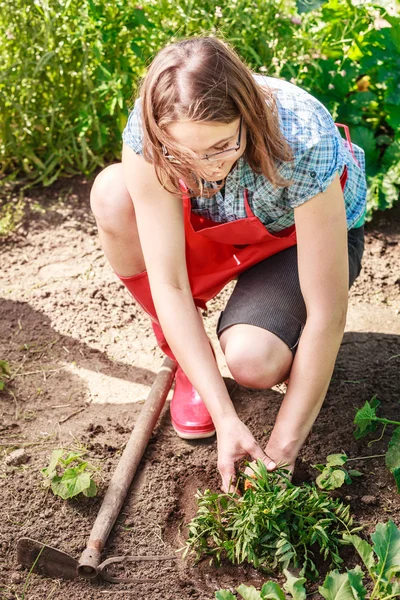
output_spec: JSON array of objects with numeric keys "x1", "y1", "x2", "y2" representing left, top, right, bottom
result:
[{"x1": 17, "y1": 537, "x2": 78, "y2": 580}]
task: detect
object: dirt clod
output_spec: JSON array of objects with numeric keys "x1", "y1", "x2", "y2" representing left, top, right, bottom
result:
[
  {"x1": 361, "y1": 495, "x2": 378, "y2": 505},
  {"x1": 5, "y1": 448, "x2": 30, "y2": 466},
  {"x1": 10, "y1": 573, "x2": 23, "y2": 584}
]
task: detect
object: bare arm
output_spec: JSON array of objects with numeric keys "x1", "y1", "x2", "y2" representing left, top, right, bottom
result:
[
  {"x1": 266, "y1": 172, "x2": 349, "y2": 468},
  {"x1": 122, "y1": 145, "x2": 268, "y2": 489}
]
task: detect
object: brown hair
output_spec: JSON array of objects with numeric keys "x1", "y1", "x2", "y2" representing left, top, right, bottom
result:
[{"x1": 138, "y1": 36, "x2": 293, "y2": 198}]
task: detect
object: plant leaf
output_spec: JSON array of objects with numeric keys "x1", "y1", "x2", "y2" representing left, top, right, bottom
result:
[
  {"x1": 42, "y1": 449, "x2": 64, "y2": 479},
  {"x1": 61, "y1": 468, "x2": 91, "y2": 498},
  {"x1": 319, "y1": 570, "x2": 362, "y2": 599},
  {"x1": 385, "y1": 104, "x2": 400, "y2": 130},
  {"x1": 51, "y1": 476, "x2": 70, "y2": 500},
  {"x1": 390, "y1": 467, "x2": 400, "y2": 494},
  {"x1": 0, "y1": 360, "x2": 11, "y2": 376},
  {"x1": 317, "y1": 468, "x2": 346, "y2": 490},
  {"x1": 62, "y1": 451, "x2": 84, "y2": 466},
  {"x1": 371, "y1": 520, "x2": 400, "y2": 583},
  {"x1": 236, "y1": 584, "x2": 263, "y2": 600},
  {"x1": 260, "y1": 582, "x2": 285, "y2": 600},
  {"x1": 354, "y1": 399, "x2": 380, "y2": 439},
  {"x1": 215, "y1": 591, "x2": 236, "y2": 600},
  {"x1": 386, "y1": 579, "x2": 400, "y2": 596},
  {"x1": 343, "y1": 534, "x2": 375, "y2": 574},
  {"x1": 82, "y1": 478, "x2": 97, "y2": 497},
  {"x1": 326, "y1": 454, "x2": 348, "y2": 467},
  {"x1": 383, "y1": 141, "x2": 400, "y2": 167},
  {"x1": 347, "y1": 566, "x2": 367, "y2": 599},
  {"x1": 283, "y1": 569, "x2": 307, "y2": 600},
  {"x1": 386, "y1": 427, "x2": 400, "y2": 470},
  {"x1": 349, "y1": 127, "x2": 379, "y2": 169},
  {"x1": 347, "y1": 470, "x2": 362, "y2": 478}
]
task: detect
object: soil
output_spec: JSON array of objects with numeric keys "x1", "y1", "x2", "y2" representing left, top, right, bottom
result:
[{"x1": 0, "y1": 177, "x2": 399, "y2": 600}]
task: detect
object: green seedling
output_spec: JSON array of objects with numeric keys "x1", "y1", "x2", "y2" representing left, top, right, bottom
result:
[
  {"x1": 314, "y1": 453, "x2": 362, "y2": 490},
  {"x1": 354, "y1": 396, "x2": 400, "y2": 492},
  {"x1": 183, "y1": 459, "x2": 361, "y2": 579},
  {"x1": 216, "y1": 520, "x2": 400, "y2": 600},
  {"x1": 0, "y1": 360, "x2": 11, "y2": 390},
  {"x1": 216, "y1": 569, "x2": 307, "y2": 600},
  {"x1": 41, "y1": 449, "x2": 98, "y2": 500}
]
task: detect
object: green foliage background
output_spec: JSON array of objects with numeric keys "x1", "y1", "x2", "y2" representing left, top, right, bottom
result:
[{"x1": 1, "y1": 0, "x2": 399, "y2": 216}]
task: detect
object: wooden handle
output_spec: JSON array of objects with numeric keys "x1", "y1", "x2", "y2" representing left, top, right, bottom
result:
[{"x1": 77, "y1": 357, "x2": 177, "y2": 578}]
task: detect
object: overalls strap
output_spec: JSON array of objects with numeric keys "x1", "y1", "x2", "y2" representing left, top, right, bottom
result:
[{"x1": 335, "y1": 123, "x2": 360, "y2": 167}]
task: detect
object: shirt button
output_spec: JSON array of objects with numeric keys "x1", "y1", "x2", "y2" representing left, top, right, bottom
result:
[{"x1": 310, "y1": 170, "x2": 317, "y2": 179}]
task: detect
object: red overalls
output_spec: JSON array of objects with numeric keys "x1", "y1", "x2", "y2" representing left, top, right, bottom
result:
[{"x1": 118, "y1": 123, "x2": 355, "y2": 360}]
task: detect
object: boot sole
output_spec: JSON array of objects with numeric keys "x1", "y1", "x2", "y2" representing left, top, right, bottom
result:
[{"x1": 172, "y1": 423, "x2": 216, "y2": 440}]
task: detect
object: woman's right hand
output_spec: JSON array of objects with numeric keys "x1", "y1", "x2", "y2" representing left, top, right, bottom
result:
[{"x1": 216, "y1": 416, "x2": 276, "y2": 493}]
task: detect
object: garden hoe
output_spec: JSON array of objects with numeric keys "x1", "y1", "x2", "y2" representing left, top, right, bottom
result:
[{"x1": 17, "y1": 357, "x2": 178, "y2": 583}]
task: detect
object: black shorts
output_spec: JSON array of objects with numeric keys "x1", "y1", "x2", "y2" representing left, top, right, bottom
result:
[{"x1": 217, "y1": 226, "x2": 365, "y2": 354}]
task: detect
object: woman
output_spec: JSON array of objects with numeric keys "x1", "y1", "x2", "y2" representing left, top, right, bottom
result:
[{"x1": 90, "y1": 36, "x2": 366, "y2": 492}]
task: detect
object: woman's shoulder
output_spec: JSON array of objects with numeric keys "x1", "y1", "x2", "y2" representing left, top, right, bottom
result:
[
  {"x1": 253, "y1": 74, "x2": 329, "y2": 116},
  {"x1": 253, "y1": 74, "x2": 338, "y2": 153}
]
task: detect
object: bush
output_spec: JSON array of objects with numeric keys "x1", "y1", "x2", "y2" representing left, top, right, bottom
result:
[
  {"x1": 1, "y1": 0, "x2": 399, "y2": 215},
  {"x1": 0, "y1": 0, "x2": 152, "y2": 185}
]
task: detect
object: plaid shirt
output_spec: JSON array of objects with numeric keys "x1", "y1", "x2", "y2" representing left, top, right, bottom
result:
[{"x1": 122, "y1": 75, "x2": 367, "y2": 232}]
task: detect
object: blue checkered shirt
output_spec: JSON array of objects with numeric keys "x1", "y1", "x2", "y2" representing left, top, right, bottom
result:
[{"x1": 122, "y1": 75, "x2": 367, "y2": 232}]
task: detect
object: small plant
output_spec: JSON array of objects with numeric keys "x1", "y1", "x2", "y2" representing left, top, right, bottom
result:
[
  {"x1": 354, "y1": 396, "x2": 400, "y2": 492},
  {"x1": 313, "y1": 453, "x2": 362, "y2": 490},
  {"x1": 41, "y1": 449, "x2": 98, "y2": 500},
  {"x1": 215, "y1": 520, "x2": 400, "y2": 599},
  {"x1": 215, "y1": 569, "x2": 307, "y2": 600},
  {"x1": 0, "y1": 360, "x2": 11, "y2": 390},
  {"x1": 183, "y1": 460, "x2": 361, "y2": 578}
]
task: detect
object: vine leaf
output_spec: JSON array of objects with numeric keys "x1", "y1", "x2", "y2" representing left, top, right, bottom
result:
[
  {"x1": 283, "y1": 569, "x2": 307, "y2": 600},
  {"x1": 319, "y1": 568, "x2": 365, "y2": 599},
  {"x1": 371, "y1": 520, "x2": 400, "y2": 583},
  {"x1": 354, "y1": 398, "x2": 380, "y2": 439},
  {"x1": 316, "y1": 469, "x2": 346, "y2": 491},
  {"x1": 260, "y1": 581, "x2": 286, "y2": 600},
  {"x1": 326, "y1": 454, "x2": 348, "y2": 467},
  {"x1": 343, "y1": 534, "x2": 375, "y2": 574},
  {"x1": 385, "y1": 427, "x2": 400, "y2": 492},
  {"x1": 236, "y1": 584, "x2": 263, "y2": 600},
  {"x1": 215, "y1": 591, "x2": 236, "y2": 600}
]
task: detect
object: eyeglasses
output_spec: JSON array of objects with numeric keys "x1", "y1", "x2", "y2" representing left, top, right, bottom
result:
[{"x1": 162, "y1": 116, "x2": 243, "y2": 165}]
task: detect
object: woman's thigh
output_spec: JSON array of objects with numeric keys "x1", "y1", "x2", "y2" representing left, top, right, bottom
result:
[{"x1": 90, "y1": 163, "x2": 145, "y2": 275}]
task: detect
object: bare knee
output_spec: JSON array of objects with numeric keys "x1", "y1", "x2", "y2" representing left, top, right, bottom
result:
[
  {"x1": 222, "y1": 327, "x2": 293, "y2": 389},
  {"x1": 90, "y1": 163, "x2": 136, "y2": 233}
]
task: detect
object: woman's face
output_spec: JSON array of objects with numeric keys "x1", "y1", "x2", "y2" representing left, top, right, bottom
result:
[{"x1": 166, "y1": 117, "x2": 246, "y2": 182}]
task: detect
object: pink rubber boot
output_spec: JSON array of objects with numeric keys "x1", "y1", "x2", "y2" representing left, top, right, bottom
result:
[
  {"x1": 170, "y1": 354, "x2": 216, "y2": 440},
  {"x1": 116, "y1": 271, "x2": 215, "y2": 439}
]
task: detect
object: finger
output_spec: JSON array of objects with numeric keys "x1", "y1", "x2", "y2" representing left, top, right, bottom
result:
[
  {"x1": 250, "y1": 443, "x2": 276, "y2": 471},
  {"x1": 218, "y1": 464, "x2": 237, "y2": 494},
  {"x1": 244, "y1": 462, "x2": 256, "y2": 476}
]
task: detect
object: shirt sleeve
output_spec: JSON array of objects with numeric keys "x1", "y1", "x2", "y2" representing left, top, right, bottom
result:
[
  {"x1": 285, "y1": 132, "x2": 345, "y2": 209},
  {"x1": 122, "y1": 98, "x2": 144, "y2": 156}
]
